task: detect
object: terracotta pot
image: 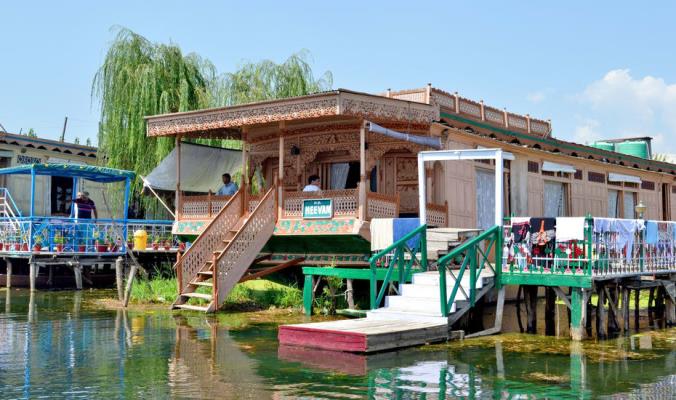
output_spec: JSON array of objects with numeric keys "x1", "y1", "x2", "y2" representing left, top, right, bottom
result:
[
  {"x1": 0, "y1": 243, "x2": 4, "y2": 251},
  {"x1": 21, "y1": 243, "x2": 28, "y2": 252},
  {"x1": 13, "y1": 244, "x2": 20, "y2": 251},
  {"x1": 33, "y1": 244, "x2": 42, "y2": 252},
  {"x1": 152, "y1": 243, "x2": 159, "y2": 250},
  {"x1": 164, "y1": 242, "x2": 171, "y2": 250},
  {"x1": 78, "y1": 245, "x2": 86, "y2": 252},
  {"x1": 55, "y1": 244, "x2": 63, "y2": 253},
  {"x1": 96, "y1": 244, "x2": 107, "y2": 252}
]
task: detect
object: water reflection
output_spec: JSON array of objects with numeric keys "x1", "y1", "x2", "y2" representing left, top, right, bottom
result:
[{"x1": 0, "y1": 289, "x2": 674, "y2": 399}]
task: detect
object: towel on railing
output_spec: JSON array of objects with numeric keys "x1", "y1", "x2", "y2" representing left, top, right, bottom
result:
[
  {"x1": 555, "y1": 217, "x2": 586, "y2": 242},
  {"x1": 510, "y1": 217, "x2": 530, "y2": 244},
  {"x1": 593, "y1": 217, "x2": 614, "y2": 233},
  {"x1": 645, "y1": 221, "x2": 658, "y2": 245},
  {"x1": 370, "y1": 218, "x2": 393, "y2": 251},
  {"x1": 529, "y1": 218, "x2": 555, "y2": 246},
  {"x1": 393, "y1": 218, "x2": 422, "y2": 249},
  {"x1": 615, "y1": 219, "x2": 644, "y2": 263}
]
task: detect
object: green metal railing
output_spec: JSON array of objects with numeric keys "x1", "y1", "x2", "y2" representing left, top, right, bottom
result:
[
  {"x1": 369, "y1": 224, "x2": 427, "y2": 309},
  {"x1": 437, "y1": 225, "x2": 502, "y2": 317}
]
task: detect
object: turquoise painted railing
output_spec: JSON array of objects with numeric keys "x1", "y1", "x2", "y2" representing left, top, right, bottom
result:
[
  {"x1": 437, "y1": 225, "x2": 502, "y2": 317},
  {"x1": 369, "y1": 224, "x2": 427, "y2": 309}
]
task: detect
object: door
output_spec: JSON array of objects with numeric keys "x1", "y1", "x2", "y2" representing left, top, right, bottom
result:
[
  {"x1": 51, "y1": 176, "x2": 73, "y2": 216},
  {"x1": 381, "y1": 154, "x2": 419, "y2": 215},
  {"x1": 476, "y1": 169, "x2": 495, "y2": 230}
]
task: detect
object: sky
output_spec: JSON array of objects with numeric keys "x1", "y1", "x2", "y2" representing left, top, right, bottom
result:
[{"x1": 2, "y1": 1, "x2": 676, "y2": 153}]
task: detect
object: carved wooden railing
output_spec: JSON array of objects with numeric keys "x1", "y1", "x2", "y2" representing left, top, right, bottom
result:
[
  {"x1": 247, "y1": 194, "x2": 262, "y2": 213},
  {"x1": 367, "y1": 191, "x2": 399, "y2": 219},
  {"x1": 282, "y1": 189, "x2": 358, "y2": 219},
  {"x1": 426, "y1": 201, "x2": 448, "y2": 227},
  {"x1": 175, "y1": 190, "x2": 243, "y2": 293},
  {"x1": 179, "y1": 193, "x2": 232, "y2": 220},
  {"x1": 214, "y1": 185, "x2": 277, "y2": 307}
]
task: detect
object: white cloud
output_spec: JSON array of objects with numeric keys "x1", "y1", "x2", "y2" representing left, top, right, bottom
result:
[
  {"x1": 527, "y1": 91, "x2": 546, "y2": 103},
  {"x1": 572, "y1": 69, "x2": 676, "y2": 153}
]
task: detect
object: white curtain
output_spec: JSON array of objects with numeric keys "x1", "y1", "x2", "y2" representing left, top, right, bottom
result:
[
  {"x1": 330, "y1": 163, "x2": 350, "y2": 190},
  {"x1": 608, "y1": 190, "x2": 619, "y2": 218},
  {"x1": 623, "y1": 192, "x2": 636, "y2": 219},
  {"x1": 544, "y1": 181, "x2": 566, "y2": 217},
  {"x1": 475, "y1": 169, "x2": 495, "y2": 230}
]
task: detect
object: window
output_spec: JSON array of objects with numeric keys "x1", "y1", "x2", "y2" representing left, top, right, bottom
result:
[
  {"x1": 608, "y1": 189, "x2": 620, "y2": 218},
  {"x1": 329, "y1": 162, "x2": 360, "y2": 189},
  {"x1": 623, "y1": 192, "x2": 636, "y2": 219},
  {"x1": 475, "y1": 169, "x2": 495, "y2": 230},
  {"x1": 528, "y1": 161, "x2": 539, "y2": 173},
  {"x1": 588, "y1": 171, "x2": 606, "y2": 184},
  {"x1": 608, "y1": 189, "x2": 637, "y2": 219},
  {"x1": 544, "y1": 181, "x2": 568, "y2": 217}
]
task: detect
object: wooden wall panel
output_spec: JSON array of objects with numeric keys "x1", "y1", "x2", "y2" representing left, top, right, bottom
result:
[
  {"x1": 527, "y1": 174, "x2": 543, "y2": 217},
  {"x1": 444, "y1": 139, "x2": 475, "y2": 228}
]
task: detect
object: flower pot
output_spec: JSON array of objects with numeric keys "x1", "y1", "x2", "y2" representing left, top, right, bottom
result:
[
  {"x1": 13, "y1": 244, "x2": 20, "y2": 251},
  {"x1": 21, "y1": 243, "x2": 28, "y2": 252},
  {"x1": 55, "y1": 244, "x2": 63, "y2": 253},
  {"x1": 108, "y1": 244, "x2": 117, "y2": 252},
  {"x1": 0, "y1": 243, "x2": 3, "y2": 251},
  {"x1": 152, "y1": 243, "x2": 159, "y2": 251},
  {"x1": 78, "y1": 245, "x2": 86, "y2": 252},
  {"x1": 127, "y1": 241, "x2": 134, "y2": 250},
  {"x1": 96, "y1": 244, "x2": 107, "y2": 252},
  {"x1": 164, "y1": 242, "x2": 171, "y2": 251},
  {"x1": 33, "y1": 244, "x2": 42, "y2": 252},
  {"x1": 178, "y1": 243, "x2": 186, "y2": 252}
]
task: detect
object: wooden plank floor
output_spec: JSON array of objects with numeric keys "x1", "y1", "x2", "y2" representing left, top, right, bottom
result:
[{"x1": 278, "y1": 318, "x2": 448, "y2": 353}]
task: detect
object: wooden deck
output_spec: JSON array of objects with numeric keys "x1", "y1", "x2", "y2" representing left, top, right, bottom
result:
[{"x1": 278, "y1": 318, "x2": 448, "y2": 353}]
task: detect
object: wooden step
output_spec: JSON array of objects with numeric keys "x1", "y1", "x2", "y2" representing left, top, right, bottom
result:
[
  {"x1": 198, "y1": 270, "x2": 213, "y2": 276},
  {"x1": 189, "y1": 280, "x2": 213, "y2": 287},
  {"x1": 181, "y1": 292, "x2": 213, "y2": 300},
  {"x1": 174, "y1": 304, "x2": 211, "y2": 312}
]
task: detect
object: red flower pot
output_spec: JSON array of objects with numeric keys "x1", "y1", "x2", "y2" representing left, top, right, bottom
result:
[
  {"x1": 55, "y1": 244, "x2": 63, "y2": 253},
  {"x1": 21, "y1": 243, "x2": 28, "y2": 252},
  {"x1": 96, "y1": 244, "x2": 107, "y2": 252},
  {"x1": 78, "y1": 245, "x2": 86, "y2": 252},
  {"x1": 32, "y1": 244, "x2": 42, "y2": 252},
  {"x1": 152, "y1": 243, "x2": 159, "y2": 251},
  {"x1": 0, "y1": 243, "x2": 4, "y2": 251},
  {"x1": 178, "y1": 243, "x2": 186, "y2": 252},
  {"x1": 13, "y1": 243, "x2": 20, "y2": 251},
  {"x1": 127, "y1": 241, "x2": 134, "y2": 250}
]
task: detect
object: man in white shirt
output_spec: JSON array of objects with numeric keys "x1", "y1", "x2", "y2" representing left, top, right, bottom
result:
[
  {"x1": 303, "y1": 175, "x2": 321, "y2": 192},
  {"x1": 216, "y1": 173, "x2": 238, "y2": 196}
]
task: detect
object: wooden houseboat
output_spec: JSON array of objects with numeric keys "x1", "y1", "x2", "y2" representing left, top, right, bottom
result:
[{"x1": 146, "y1": 85, "x2": 676, "y2": 335}]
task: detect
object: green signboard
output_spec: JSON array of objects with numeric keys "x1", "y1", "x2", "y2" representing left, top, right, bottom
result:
[{"x1": 302, "y1": 199, "x2": 333, "y2": 219}]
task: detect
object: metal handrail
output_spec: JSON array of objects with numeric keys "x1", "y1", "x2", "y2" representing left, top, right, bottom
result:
[{"x1": 368, "y1": 224, "x2": 428, "y2": 309}]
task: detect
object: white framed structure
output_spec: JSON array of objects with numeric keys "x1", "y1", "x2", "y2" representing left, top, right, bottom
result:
[{"x1": 417, "y1": 149, "x2": 514, "y2": 227}]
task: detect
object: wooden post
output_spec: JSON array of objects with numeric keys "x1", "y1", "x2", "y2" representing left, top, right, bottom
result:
[
  {"x1": 596, "y1": 283, "x2": 607, "y2": 338},
  {"x1": 606, "y1": 286, "x2": 619, "y2": 334},
  {"x1": 346, "y1": 279, "x2": 355, "y2": 309},
  {"x1": 545, "y1": 287, "x2": 556, "y2": 336},
  {"x1": 5, "y1": 258, "x2": 11, "y2": 288},
  {"x1": 648, "y1": 287, "x2": 655, "y2": 327},
  {"x1": 29, "y1": 262, "x2": 36, "y2": 292},
  {"x1": 524, "y1": 285, "x2": 537, "y2": 334},
  {"x1": 74, "y1": 264, "x2": 83, "y2": 290},
  {"x1": 634, "y1": 288, "x2": 640, "y2": 329},
  {"x1": 358, "y1": 121, "x2": 366, "y2": 220},
  {"x1": 207, "y1": 191, "x2": 212, "y2": 218},
  {"x1": 480, "y1": 100, "x2": 485, "y2": 121},
  {"x1": 278, "y1": 131, "x2": 284, "y2": 220},
  {"x1": 622, "y1": 287, "x2": 630, "y2": 332},
  {"x1": 666, "y1": 286, "x2": 675, "y2": 327},
  {"x1": 570, "y1": 288, "x2": 584, "y2": 341},
  {"x1": 303, "y1": 274, "x2": 314, "y2": 316},
  {"x1": 115, "y1": 257, "x2": 124, "y2": 302},
  {"x1": 123, "y1": 263, "x2": 138, "y2": 307},
  {"x1": 175, "y1": 135, "x2": 182, "y2": 217}
]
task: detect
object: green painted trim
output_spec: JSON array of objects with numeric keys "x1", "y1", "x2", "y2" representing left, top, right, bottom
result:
[
  {"x1": 440, "y1": 112, "x2": 675, "y2": 173},
  {"x1": 500, "y1": 273, "x2": 592, "y2": 288},
  {"x1": 302, "y1": 266, "x2": 415, "y2": 281},
  {"x1": 303, "y1": 274, "x2": 313, "y2": 316}
]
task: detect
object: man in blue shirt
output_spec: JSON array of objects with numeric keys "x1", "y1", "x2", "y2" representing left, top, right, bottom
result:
[{"x1": 216, "y1": 173, "x2": 238, "y2": 196}]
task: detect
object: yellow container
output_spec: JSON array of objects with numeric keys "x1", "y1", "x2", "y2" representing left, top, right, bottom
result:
[{"x1": 133, "y1": 229, "x2": 148, "y2": 250}]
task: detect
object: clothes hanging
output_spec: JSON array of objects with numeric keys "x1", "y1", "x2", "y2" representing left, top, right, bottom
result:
[
  {"x1": 615, "y1": 219, "x2": 643, "y2": 263},
  {"x1": 530, "y1": 218, "x2": 556, "y2": 246},
  {"x1": 511, "y1": 217, "x2": 530, "y2": 244},
  {"x1": 645, "y1": 221, "x2": 659, "y2": 245},
  {"x1": 556, "y1": 217, "x2": 586, "y2": 241},
  {"x1": 593, "y1": 217, "x2": 614, "y2": 233}
]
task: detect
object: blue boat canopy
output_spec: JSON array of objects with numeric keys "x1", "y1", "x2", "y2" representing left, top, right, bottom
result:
[{"x1": 0, "y1": 163, "x2": 135, "y2": 183}]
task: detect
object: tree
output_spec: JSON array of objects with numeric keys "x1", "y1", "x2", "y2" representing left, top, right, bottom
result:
[{"x1": 93, "y1": 27, "x2": 331, "y2": 212}]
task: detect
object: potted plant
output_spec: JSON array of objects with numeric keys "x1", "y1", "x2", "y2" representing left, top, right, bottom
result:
[
  {"x1": 54, "y1": 234, "x2": 64, "y2": 253},
  {"x1": 151, "y1": 235, "x2": 160, "y2": 251},
  {"x1": 32, "y1": 236, "x2": 44, "y2": 252},
  {"x1": 78, "y1": 244, "x2": 87, "y2": 252},
  {"x1": 95, "y1": 240, "x2": 107, "y2": 252},
  {"x1": 177, "y1": 240, "x2": 186, "y2": 252},
  {"x1": 163, "y1": 236, "x2": 172, "y2": 251}
]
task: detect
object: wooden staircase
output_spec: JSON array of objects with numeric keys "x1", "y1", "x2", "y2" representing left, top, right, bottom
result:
[{"x1": 172, "y1": 185, "x2": 277, "y2": 313}]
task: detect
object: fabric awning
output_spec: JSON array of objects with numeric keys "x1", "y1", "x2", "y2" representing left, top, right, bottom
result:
[
  {"x1": 542, "y1": 161, "x2": 576, "y2": 173},
  {"x1": 366, "y1": 121, "x2": 442, "y2": 149},
  {"x1": 144, "y1": 142, "x2": 241, "y2": 192},
  {"x1": 608, "y1": 172, "x2": 642, "y2": 184}
]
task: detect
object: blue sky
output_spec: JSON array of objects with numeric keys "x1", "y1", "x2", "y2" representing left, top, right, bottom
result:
[{"x1": 2, "y1": 1, "x2": 676, "y2": 153}]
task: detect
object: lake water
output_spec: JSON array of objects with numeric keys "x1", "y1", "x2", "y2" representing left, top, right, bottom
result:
[{"x1": 0, "y1": 288, "x2": 674, "y2": 399}]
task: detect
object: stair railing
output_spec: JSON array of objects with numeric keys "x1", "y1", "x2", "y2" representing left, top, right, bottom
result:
[
  {"x1": 213, "y1": 184, "x2": 277, "y2": 308},
  {"x1": 174, "y1": 189, "x2": 244, "y2": 294},
  {"x1": 0, "y1": 188, "x2": 22, "y2": 228},
  {"x1": 369, "y1": 224, "x2": 428, "y2": 309},
  {"x1": 437, "y1": 225, "x2": 502, "y2": 317}
]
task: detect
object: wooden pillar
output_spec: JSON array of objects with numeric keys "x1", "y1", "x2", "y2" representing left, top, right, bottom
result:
[
  {"x1": 175, "y1": 135, "x2": 181, "y2": 214},
  {"x1": 303, "y1": 274, "x2": 314, "y2": 316},
  {"x1": 524, "y1": 285, "x2": 538, "y2": 334},
  {"x1": 622, "y1": 286, "x2": 630, "y2": 332},
  {"x1": 666, "y1": 287, "x2": 675, "y2": 327},
  {"x1": 570, "y1": 288, "x2": 584, "y2": 341},
  {"x1": 278, "y1": 132, "x2": 284, "y2": 220},
  {"x1": 634, "y1": 288, "x2": 640, "y2": 329},
  {"x1": 648, "y1": 287, "x2": 655, "y2": 327},
  {"x1": 596, "y1": 284, "x2": 607, "y2": 338},
  {"x1": 241, "y1": 130, "x2": 249, "y2": 212},
  {"x1": 74, "y1": 264, "x2": 83, "y2": 290},
  {"x1": 425, "y1": 168, "x2": 433, "y2": 205},
  {"x1": 5, "y1": 258, "x2": 11, "y2": 288},
  {"x1": 346, "y1": 279, "x2": 355, "y2": 309},
  {"x1": 358, "y1": 121, "x2": 366, "y2": 220},
  {"x1": 545, "y1": 287, "x2": 556, "y2": 336},
  {"x1": 123, "y1": 263, "x2": 138, "y2": 307},
  {"x1": 607, "y1": 285, "x2": 620, "y2": 334},
  {"x1": 29, "y1": 262, "x2": 36, "y2": 292},
  {"x1": 115, "y1": 257, "x2": 124, "y2": 302}
]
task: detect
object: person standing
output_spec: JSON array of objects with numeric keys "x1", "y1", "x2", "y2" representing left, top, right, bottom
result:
[
  {"x1": 303, "y1": 175, "x2": 321, "y2": 192},
  {"x1": 74, "y1": 191, "x2": 98, "y2": 219},
  {"x1": 216, "y1": 173, "x2": 238, "y2": 196}
]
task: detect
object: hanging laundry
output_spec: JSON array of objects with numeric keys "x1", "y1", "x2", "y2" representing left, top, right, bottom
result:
[
  {"x1": 530, "y1": 218, "x2": 556, "y2": 246},
  {"x1": 511, "y1": 217, "x2": 530, "y2": 243},
  {"x1": 556, "y1": 217, "x2": 586, "y2": 241},
  {"x1": 645, "y1": 221, "x2": 658, "y2": 245},
  {"x1": 614, "y1": 219, "x2": 643, "y2": 263},
  {"x1": 593, "y1": 217, "x2": 614, "y2": 233}
]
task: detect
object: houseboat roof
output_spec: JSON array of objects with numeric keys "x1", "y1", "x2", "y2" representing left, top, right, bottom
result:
[{"x1": 0, "y1": 163, "x2": 135, "y2": 182}]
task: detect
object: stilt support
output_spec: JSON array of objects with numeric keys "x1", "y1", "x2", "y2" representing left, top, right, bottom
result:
[
  {"x1": 5, "y1": 259, "x2": 11, "y2": 288},
  {"x1": 123, "y1": 263, "x2": 138, "y2": 307},
  {"x1": 115, "y1": 257, "x2": 124, "y2": 302},
  {"x1": 346, "y1": 279, "x2": 355, "y2": 310},
  {"x1": 74, "y1": 264, "x2": 83, "y2": 290},
  {"x1": 570, "y1": 287, "x2": 584, "y2": 341},
  {"x1": 29, "y1": 262, "x2": 37, "y2": 292}
]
